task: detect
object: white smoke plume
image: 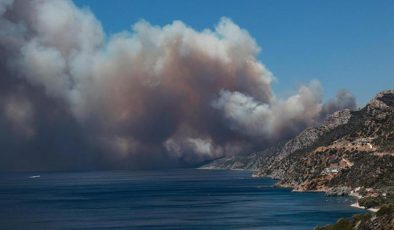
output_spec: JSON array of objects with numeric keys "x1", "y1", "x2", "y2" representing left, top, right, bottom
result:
[{"x1": 0, "y1": 0, "x2": 356, "y2": 170}]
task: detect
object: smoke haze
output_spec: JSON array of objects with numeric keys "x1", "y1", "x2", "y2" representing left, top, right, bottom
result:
[{"x1": 0, "y1": 0, "x2": 356, "y2": 171}]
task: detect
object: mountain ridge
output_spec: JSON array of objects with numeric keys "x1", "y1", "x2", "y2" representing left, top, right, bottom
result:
[{"x1": 202, "y1": 90, "x2": 394, "y2": 229}]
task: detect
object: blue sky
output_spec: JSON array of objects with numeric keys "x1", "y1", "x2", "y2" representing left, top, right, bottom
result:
[{"x1": 74, "y1": 0, "x2": 394, "y2": 106}]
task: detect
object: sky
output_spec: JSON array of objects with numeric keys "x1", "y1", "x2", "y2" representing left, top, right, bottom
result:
[
  {"x1": 74, "y1": 0, "x2": 394, "y2": 106},
  {"x1": 0, "y1": 0, "x2": 389, "y2": 171}
]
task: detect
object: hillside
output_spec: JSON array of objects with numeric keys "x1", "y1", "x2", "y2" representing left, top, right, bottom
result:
[
  {"x1": 257, "y1": 90, "x2": 394, "y2": 195},
  {"x1": 201, "y1": 109, "x2": 353, "y2": 172},
  {"x1": 202, "y1": 90, "x2": 394, "y2": 229}
]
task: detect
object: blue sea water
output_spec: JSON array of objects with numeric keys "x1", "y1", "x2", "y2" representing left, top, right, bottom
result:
[{"x1": 0, "y1": 169, "x2": 365, "y2": 230}]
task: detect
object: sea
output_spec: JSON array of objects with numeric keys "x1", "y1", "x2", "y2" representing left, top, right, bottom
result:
[{"x1": 0, "y1": 169, "x2": 366, "y2": 230}]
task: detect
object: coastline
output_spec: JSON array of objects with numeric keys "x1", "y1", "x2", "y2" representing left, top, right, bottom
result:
[
  {"x1": 350, "y1": 202, "x2": 378, "y2": 213},
  {"x1": 201, "y1": 167, "x2": 374, "y2": 213},
  {"x1": 348, "y1": 191, "x2": 379, "y2": 212},
  {"x1": 274, "y1": 181, "x2": 378, "y2": 213},
  {"x1": 253, "y1": 172, "x2": 382, "y2": 214}
]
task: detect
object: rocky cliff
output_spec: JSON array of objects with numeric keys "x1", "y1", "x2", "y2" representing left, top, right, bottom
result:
[
  {"x1": 201, "y1": 109, "x2": 353, "y2": 171},
  {"x1": 264, "y1": 90, "x2": 394, "y2": 229},
  {"x1": 257, "y1": 90, "x2": 394, "y2": 194},
  {"x1": 202, "y1": 90, "x2": 394, "y2": 229}
]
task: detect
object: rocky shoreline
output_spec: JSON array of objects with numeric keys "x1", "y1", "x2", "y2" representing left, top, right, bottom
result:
[
  {"x1": 201, "y1": 167, "x2": 393, "y2": 229},
  {"x1": 202, "y1": 90, "x2": 394, "y2": 229},
  {"x1": 200, "y1": 165, "x2": 378, "y2": 212}
]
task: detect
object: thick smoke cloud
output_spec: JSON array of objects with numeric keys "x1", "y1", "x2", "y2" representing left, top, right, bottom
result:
[{"x1": 0, "y1": 0, "x2": 356, "y2": 171}]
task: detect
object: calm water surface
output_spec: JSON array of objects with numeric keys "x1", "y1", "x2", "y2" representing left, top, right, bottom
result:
[{"x1": 0, "y1": 169, "x2": 365, "y2": 230}]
